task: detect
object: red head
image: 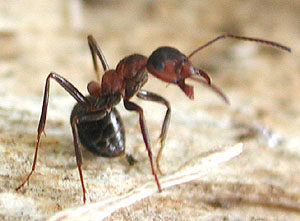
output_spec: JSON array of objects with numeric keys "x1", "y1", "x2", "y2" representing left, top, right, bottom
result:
[
  {"x1": 146, "y1": 46, "x2": 211, "y2": 99},
  {"x1": 146, "y1": 35, "x2": 291, "y2": 103}
]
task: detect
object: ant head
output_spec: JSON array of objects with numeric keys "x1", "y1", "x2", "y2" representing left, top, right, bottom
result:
[
  {"x1": 147, "y1": 46, "x2": 211, "y2": 99},
  {"x1": 147, "y1": 34, "x2": 291, "y2": 102},
  {"x1": 147, "y1": 47, "x2": 186, "y2": 83}
]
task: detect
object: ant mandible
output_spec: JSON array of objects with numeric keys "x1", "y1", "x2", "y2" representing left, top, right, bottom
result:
[{"x1": 15, "y1": 34, "x2": 290, "y2": 204}]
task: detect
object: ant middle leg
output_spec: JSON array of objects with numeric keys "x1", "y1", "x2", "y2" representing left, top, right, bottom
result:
[{"x1": 136, "y1": 90, "x2": 171, "y2": 175}]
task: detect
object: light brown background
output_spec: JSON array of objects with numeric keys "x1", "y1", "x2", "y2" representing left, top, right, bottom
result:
[{"x1": 0, "y1": 1, "x2": 300, "y2": 220}]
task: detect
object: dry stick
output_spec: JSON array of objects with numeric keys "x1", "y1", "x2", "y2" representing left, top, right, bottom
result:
[{"x1": 49, "y1": 143, "x2": 243, "y2": 221}]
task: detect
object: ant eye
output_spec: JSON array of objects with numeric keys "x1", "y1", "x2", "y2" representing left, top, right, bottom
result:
[{"x1": 152, "y1": 59, "x2": 165, "y2": 71}]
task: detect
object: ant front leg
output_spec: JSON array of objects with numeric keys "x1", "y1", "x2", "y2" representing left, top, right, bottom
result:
[
  {"x1": 123, "y1": 99, "x2": 162, "y2": 192},
  {"x1": 15, "y1": 72, "x2": 90, "y2": 194},
  {"x1": 136, "y1": 90, "x2": 171, "y2": 175}
]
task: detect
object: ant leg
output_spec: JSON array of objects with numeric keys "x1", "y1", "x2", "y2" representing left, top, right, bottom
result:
[
  {"x1": 137, "y1": 90, "x2": 171, "y2": 175},
  {"x1": 16, "y1": 72, "x2": 90, "y2": 193},
  {"x1": 188, "y1": 34, "x2": 291, "y2": 58},
  {"x1": 123, "y1": 99, "x2": 162, "y2": 192},
  {"x1": 71, "y1": 110, "x2": 107, "y2": 203},
  {"x1": 87, "y1": 35, "x2": 109, "y2": 81}
]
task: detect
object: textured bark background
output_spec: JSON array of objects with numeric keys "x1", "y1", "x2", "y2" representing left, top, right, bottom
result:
[{"x1": 0, "y1": 1, "x2": 300, "y2": 220}]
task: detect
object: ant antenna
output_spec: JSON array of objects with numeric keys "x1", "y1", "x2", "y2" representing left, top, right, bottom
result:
[{"x1": 188, "y1": 34, "x2": 291, "y2": 59}]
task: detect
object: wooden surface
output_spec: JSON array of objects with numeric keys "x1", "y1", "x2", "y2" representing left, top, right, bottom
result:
[{"x1": 0, "y1": 1, "x2": 300, "y2": 220}]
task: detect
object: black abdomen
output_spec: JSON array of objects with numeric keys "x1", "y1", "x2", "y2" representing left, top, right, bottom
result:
[{"x1": 70, "y1": 96, "x2": 125, "y2": 157}]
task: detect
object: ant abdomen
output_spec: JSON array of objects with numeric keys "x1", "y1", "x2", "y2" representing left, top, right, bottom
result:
[{"x1": 70, "y1": 96, "x2": 125, "y2": 157}]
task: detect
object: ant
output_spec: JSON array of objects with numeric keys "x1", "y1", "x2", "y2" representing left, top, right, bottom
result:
[{"x1": 15, "y1": 34, "x2": 290, "y2": 204}]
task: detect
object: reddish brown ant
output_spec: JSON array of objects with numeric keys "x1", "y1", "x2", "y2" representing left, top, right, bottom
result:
[{"x1": 15, "y1": 34, "x2": 290, "y2": 203}]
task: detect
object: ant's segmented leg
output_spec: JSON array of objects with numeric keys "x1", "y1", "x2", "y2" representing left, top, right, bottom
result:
[
  {"x1": 71, "y1": 116, "x2": 85, "y2": 203},
  {"x1": 137, "y1": 90, "x2": 171, "y2": 175},
  {"x1": 88, "y1": 35, "x2": 110, "y2": 81},
  {"x1": 16, "y1": 72, "x2": 91, "y2": 193},
  {"x1": 71, "y1": 110, "x2": 107, "y2": 203},
  {"x1": 123, "y1": 99, "x2": 162, "y2": 192}
]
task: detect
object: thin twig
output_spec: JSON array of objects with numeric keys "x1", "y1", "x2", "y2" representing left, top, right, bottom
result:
[{"x1": 48, "y1": 143, "x2": 243, "y2": 221}]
